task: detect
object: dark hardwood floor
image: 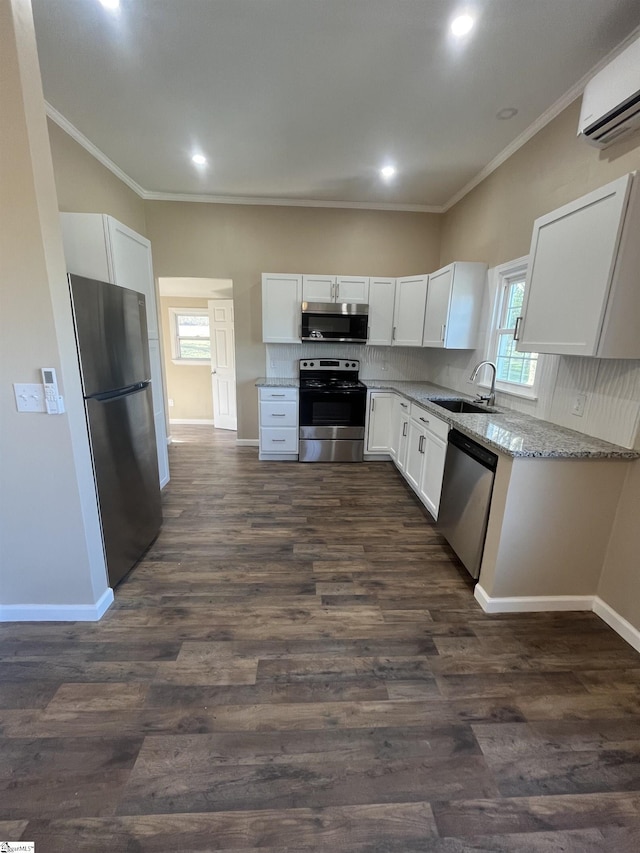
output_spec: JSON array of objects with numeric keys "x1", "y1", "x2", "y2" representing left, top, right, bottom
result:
[{"x1": 2, "y1": 425, "x2": 640, "y2": 851}]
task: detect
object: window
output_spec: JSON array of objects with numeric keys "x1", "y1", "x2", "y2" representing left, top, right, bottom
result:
[
  {"x1": 169, "y1": 308, "x2": 210, "y2": 363},
  {"x1": 488, "y1": 258, "x2": 539, "y2": 396}
]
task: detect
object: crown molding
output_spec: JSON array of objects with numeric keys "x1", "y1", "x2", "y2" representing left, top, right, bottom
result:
[
  {"x1": 142, "y1": 190, "x2": 441, "y2": 213},
  {"x1": 442, "y1": 24, "x2": 640, "y2": 212},
  {"x1": 45, "y1": 24, "x2": 640, "y2": 217},
  {"x1": 45, "y1": 102, "x2": 146, "y2": 198}
]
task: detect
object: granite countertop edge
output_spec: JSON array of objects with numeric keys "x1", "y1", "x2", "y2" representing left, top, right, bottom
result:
[
  {"x1": 255, "y1": 377, "x2": 638, "y2": 460},
  {"x1": 363, "y1": 380, "x2": 638, "y2": 460}
]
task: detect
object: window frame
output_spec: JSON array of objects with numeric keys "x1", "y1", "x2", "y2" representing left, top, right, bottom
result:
[
  {"x1": 169, "y1": 307, "x2": 211, "y2": 365},
  {"x1": 483, "y1": 256, "x2": 541, "y2": 401}
]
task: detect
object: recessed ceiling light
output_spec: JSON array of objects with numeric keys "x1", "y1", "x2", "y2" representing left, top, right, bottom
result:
[
  {"x1": 451, "y1": 14, "x2": 474, "y2": 37},
  {"x1": 191, "y1": 154, "x2": 207, "y2": 166},
  {"x1": 99, "y1": 0, "x2": 120, "y2": 10},
  {"x1": 497, "y1": 107, "x2": 519, "y2": 120},
  {"x1": 380, "y1": 165, "x2": 396, "y2": 181}
]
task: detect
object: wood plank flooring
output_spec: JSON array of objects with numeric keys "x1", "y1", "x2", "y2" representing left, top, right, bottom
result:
[{"x1": 2, "y1": 424, "x2": 640, "y2": 851}]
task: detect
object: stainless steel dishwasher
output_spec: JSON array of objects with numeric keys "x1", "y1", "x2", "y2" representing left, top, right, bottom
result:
[{"x1": 437, "y1": 429, "x2": 498, "y2": 580}]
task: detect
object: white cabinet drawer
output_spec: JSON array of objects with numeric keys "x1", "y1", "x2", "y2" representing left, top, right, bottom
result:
[
  {"x1": 260, "y1": 427, "x2": 298, "y2": 453},
  {"x1": 410, "y1": 404, "x2": 449, "y2": 441},
  {"x1": 259, "y1": 387, "x2": 298, "y2": 402},
  {"x1": 260, "y1": 401, "x2": 297, "y2": 426}
]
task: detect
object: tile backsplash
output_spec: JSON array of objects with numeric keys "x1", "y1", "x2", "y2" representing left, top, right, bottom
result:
[{"x1": 266, "y1": 341, "x2": 640, "y2": 451}]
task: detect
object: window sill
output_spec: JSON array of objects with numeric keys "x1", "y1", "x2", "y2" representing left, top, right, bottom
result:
[
  {"x1": 171, "y1": 359, "x2": 210, "y2": 366},
  {"x1": 476, "y1": 382, "x2": 539, "y2": 402}
]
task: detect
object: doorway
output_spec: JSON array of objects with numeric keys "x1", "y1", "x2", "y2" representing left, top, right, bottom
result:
[{"x1": 158, "y1": 277, "x2": 236, "y2": 433}]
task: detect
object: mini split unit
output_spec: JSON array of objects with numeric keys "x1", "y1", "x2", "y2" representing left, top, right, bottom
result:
[{"x1": 579, "y1": 35, "x2": 640, "y2": 149}]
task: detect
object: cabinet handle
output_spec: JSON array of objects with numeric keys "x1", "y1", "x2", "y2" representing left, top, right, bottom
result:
[
  {"x1": 298, "y1": 324, "x2": 302, "y2": 339},
  {"x1": 272, "y1": 439, "x2": 286, "y2": 443},
  {"x1": 392, "y1": 326, "x2": 396, "y2": 341},
  {"x1": 400, "y1": 402, "x2": 408, "y2": 409},
  {"x1": 419, "y1": 435, "x2": 425, "y2": 453},
  {"x1": 514, "y1": 316, "x2": 522, "y2": 341},
  {"x1": 367, "y1": 325, "x2": 370, "y2": 340},
  {"x1": 402, "y1": 422, "x2": 407, "y2": 436},
  {"x1": 441, "y1": 324, "x2": 446, "y2": 341},
  {"x1": 419, "y1": 417, "x2": 429, "y2": 424},
  {"x1": 371, "y1": 398, "x2": 375, "y2": 412},
  {"x1": 271, "y1": 413, "x2": 286, "y2": 417},
  {"x1": 271, "y1": 393, "x2": 286, "y2": 397}
]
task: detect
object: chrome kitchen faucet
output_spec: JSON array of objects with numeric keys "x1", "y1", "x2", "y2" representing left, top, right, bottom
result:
[{"x1": 470, "y1": 360, "x2": 497, "y2": 407}]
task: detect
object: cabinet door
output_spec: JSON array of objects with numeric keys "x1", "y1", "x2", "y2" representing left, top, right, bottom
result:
[
  {"x1": 106, "y1": 218, "x2": 158, "y2": 340},
  {"x1": 368, "y1": 278, "x2": 396, "y2": 345},
  {"x1": 60, "y1": 213, "x2": 112, "y2": 282},
  {"x1": 366, "y1": 392, "x2": 393, "y2": 453},
  {"x1": 404, "y1": 419, "x2": 426, "y2": 493},
  {"x1": 420, "y1": 432, "x2": 447, "y2": 519},
  {"x1": 302, "y1": 275, "x2": 335, "y2": 303},
  {"x1": 422, "y1": 267, "x2": 451, "y2": 347},
  {"x1": 396, "y1": 413, "x2": 410, "y2": 473},
  {"x1": 262, "y1": 274, "x2": 303, "y2": 343},
  {"x1": 336, "y1": 276, "x2": 369, "y2": 304},
  {"x1": 393, "y1": 276, "x2": 428, "y2": 346},
  {"x1": 517, "y1": 174, "x2": 631, "y2": 356}
]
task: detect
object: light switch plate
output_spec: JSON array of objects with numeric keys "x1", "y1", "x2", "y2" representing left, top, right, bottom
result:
[
  {"x1": 572, "y1": 393, "x2": 587, "y2": 417},
  {"x1": 14, "y1": 383, "x2": 46, "y2": 413}
]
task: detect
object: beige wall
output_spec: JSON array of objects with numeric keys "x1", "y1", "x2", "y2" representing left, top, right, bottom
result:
[
  {"x1": 1, "y1": 0, "x2": 107, "y2": 609},
  {"x1": 48, "y1": 118, "x2": 147, "y2": 236},
  {"x1": 160, "y1": 296, "x2": 214, "y2": 422},
  {"x1": 440, "y1": 99, "x2": 640, "y2": 267},
  {"x1": 144, "y1": 201, "x2": 441, "y2": 439},
  {"x1": 441, "y1": 98, "x2": 640, "y2": 637},
  {"x1": 598, "y1": 462, "x2": 640, "y2": 630}
]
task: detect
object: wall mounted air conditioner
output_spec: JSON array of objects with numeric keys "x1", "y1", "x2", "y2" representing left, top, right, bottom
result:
[{"x1": 578, "y1": 35, "x2": 640, "y2": 149}]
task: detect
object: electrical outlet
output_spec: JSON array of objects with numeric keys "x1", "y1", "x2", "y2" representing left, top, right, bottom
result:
[
  {"x1": 168, "y1": 398, "x2": 174, "y2": 407},
  {"x1": 572, "y1": 394, "x2": 586, "y2": 417},
  {"x1": 14, "y1": 383, "x2": 46, "y2": 413}
]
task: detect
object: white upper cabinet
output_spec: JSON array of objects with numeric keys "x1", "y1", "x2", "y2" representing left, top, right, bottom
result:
[
  {"x1": 262, "y1": 274, "x2": 302, "y2": 343},
  {"x1": 61, "y1": 213, "x2": 159, "y2": 340},
  {"x1": 422, "y1": 262, "x2": 486, "y2": 349},
  {"x1": 392, "y1": 275, "x2": 428, "y2": 346},
  {"x1": 336, "y1": 276, "x2": 369, "y2": 304},
  {"x1": 302, "y1": 275, "x2": 335, "y2": 303},
  {"x1": 367, "y1": 278, "x2": 396, "y2": 345},
  {"x1": 302, "y1": 275, "x2": 370, "y2": 304},
  {"x1": 517, "y1": 172, "x2": 640, "y2": 358}
]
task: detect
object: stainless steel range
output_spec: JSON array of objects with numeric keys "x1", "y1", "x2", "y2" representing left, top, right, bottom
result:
[{"x1": 298, "y1": 358, "x2": 367, "y2": 462}]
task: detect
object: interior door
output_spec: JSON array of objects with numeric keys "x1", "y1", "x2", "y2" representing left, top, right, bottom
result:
[{"x1": 208, "y1": 299, "x2": 237, "y2": 431}]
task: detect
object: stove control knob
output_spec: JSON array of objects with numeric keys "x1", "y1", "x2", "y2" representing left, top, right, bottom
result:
[
  {"x1": 303, "y1": 362, "x2": 307, "y2": 366},
  {"x1": 310, "y1": 362, "x2": 315, "y2": 367}
]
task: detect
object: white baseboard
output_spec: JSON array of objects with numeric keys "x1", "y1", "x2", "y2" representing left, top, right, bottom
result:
[
  {"x1": 237, "y1": 438, "x2": 259, "y2": 446},
  {"x1": 0, "y1": 587, "x2": 114, "y2": 623},
  {"x1": 169, "y1": 418, "x2": 215, "y2": 425},
  {"x1": 474, "y1": 585, "x2": 640, "y2": 654},
  {"x1": 593, "y1": 596, "x2": 640, "y2": 655},
  {"x1": 474, "y1": 584, "x2": 594, "y2": 614}
]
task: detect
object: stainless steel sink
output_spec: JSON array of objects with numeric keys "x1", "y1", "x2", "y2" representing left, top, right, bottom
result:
[{"x1": 432, "y1": 399, "x2": 496, "y2": 414}]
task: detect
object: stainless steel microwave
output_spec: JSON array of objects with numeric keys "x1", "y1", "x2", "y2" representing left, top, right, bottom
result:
[{"x1": 301, "y1": 302, "x2": 369, "y2": 343}]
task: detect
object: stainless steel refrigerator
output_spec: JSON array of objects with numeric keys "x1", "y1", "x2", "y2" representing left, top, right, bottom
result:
[{"x1": 69, "y1": 274, "x2": 162, "y2": 587}]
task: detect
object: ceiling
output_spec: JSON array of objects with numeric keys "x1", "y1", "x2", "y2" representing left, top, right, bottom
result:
[{"x1": 32, "y1": 0, "x2": 640, "y2": 210}]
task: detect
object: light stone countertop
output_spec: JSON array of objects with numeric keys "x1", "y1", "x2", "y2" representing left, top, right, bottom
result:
[
  {"x1": 256, "y1": 377, "x2": 299, "y2": 388},
  {"x1": 363, "y1": 380, "x2": 639, "y2": 460},
  {"x1": 255, "y1": 376, "x2": 637, "y2": 459}
]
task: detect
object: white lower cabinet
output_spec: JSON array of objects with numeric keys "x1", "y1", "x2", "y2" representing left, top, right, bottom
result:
[
  {"x1": 419, "y1": 429, "x2": 448, "y2": 518},
  {"x1": 258, "y1": 387, "x2": 298, "y2": 460},
  {"x1": 389, "y1": 396, "x2": 409, "y2": 461},
  {"x1": 366, "y1": 391, "x2": 394, "y2": 454},
  {"x1": 394, "y1": 401, "x2": 449, "y2": 519}
]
